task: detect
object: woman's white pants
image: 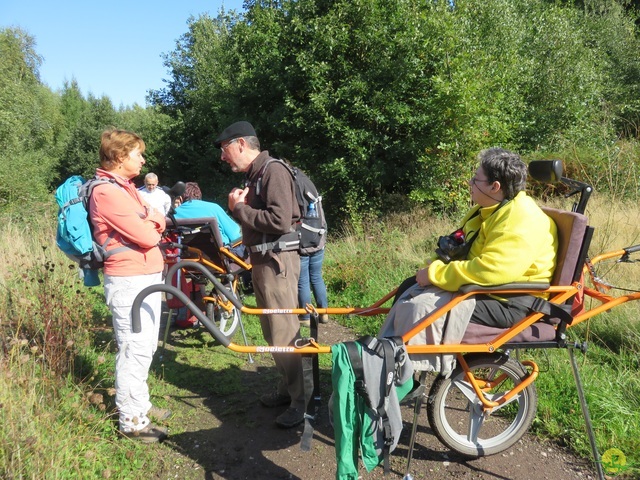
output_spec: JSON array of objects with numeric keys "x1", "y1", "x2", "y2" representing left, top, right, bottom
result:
[{"x1": 104, "y1": 272, "x2": 162, "y2": 432}]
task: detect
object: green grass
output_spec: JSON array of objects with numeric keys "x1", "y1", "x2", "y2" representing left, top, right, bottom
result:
[
  {"x1": 0, "y1": 350, "x2": 163, "y2": 479},
  {"x1": 2, "y1": 200, "x2": 640, "y2": 478}
]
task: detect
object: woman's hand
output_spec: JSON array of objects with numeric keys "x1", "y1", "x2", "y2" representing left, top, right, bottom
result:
[{"x1": 416, "y1": 267, "x2": 432, "y2": 287}]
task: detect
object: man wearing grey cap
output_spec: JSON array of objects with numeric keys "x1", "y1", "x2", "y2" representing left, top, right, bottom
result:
[{"x1": 215, "y1": 121, "x2": 305, "y2": 428}]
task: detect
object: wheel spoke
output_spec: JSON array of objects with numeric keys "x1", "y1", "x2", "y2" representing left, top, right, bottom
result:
[
  {"x1": 484, "y1": 390, "x2": 522, "y2": 413},
  {"x1": 451, "y1": 378, "x2": 478, "y2": 403},
  {"x1": 205, "y1": 283, "x2": 241, "y2": 341}
]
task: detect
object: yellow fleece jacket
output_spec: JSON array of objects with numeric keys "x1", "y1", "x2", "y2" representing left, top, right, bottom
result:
[{"x1": 428, "y1": 191, "x2": 558, "y2": 292}]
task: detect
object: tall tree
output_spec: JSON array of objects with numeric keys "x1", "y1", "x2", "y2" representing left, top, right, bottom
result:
[
  {"x1": 150, "y1": 0, "x2": 640, "y2": 221},
  {"x1": 0, "y1": 27, "x2": 61, "y2": 208},
  {"x1": 56, "y1": 95, "x2": 118, "y2": 181}
]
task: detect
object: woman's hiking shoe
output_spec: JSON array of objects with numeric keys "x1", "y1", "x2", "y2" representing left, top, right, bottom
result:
[
  {"x1": 121, "y1": 423, "x2": 168, "y2": 443},
  {"x1": 319, "y1": 314, "x2": 329, "y2": 324},
  {"x1": 275, "y1": 407, "x2": 305, "y2": 428},
  {"x1": 260, "y1": 392, "x2": 291, "y2": 408},
  {"x1": 148, "y1": 406, "x2": 173, "y2": 421}
]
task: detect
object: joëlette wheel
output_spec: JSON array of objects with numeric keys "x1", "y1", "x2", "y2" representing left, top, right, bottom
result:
[
  {"x1": 426, "y1": 352, "x2": 538, "y2": 457},
  {"x1": 205, "y1": 282, "x2": 241, "y2": 344}
]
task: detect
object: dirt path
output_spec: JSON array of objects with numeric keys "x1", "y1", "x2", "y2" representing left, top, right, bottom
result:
[{"x1": 153, "y1": 319, "x2": 597, "y2": 480}]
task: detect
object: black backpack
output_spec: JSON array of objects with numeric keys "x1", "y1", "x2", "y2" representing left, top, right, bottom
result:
[{"x1": 254, "y1": 159, "x2": 327, "y2": 255}]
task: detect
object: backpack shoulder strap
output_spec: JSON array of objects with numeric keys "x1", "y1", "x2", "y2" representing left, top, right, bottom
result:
[
  {"x1": 83, "y1": 176, "x2": 133, "y2": 259},
  {"x1": 79, "y1": 176, "x2": 117, "y2": 210},
  {"x1": 344, "y1": 341, "x2": 371, "y2": 408},
  {"x1": 252, "y1": 158, "x2": 295, "y2": 196}
]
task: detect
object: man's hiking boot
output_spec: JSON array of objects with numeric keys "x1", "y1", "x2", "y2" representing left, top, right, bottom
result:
[
  {"x1": 148, "y1": 406, "x2": 173, "y2": 421},
  {"x1": 319, "y1": 314, "x2": 329, "y2": 324},
  {"x1": 260, "y1": 392, "x2": 291, "y2": 408},
  {"x1": 121, "y1": 423, "x2": 168, "y2": 443},
  {"x1": 299, "y1": 317, "x2": 311, "y2": 327},
  {"x1": 275, "y1": 407, "x2": 305, "y2": 428}
]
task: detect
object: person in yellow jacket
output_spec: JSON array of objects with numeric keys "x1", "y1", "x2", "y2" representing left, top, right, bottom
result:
[{"x1": 386, "y1": 147, "x2": 558, "y2": 334}]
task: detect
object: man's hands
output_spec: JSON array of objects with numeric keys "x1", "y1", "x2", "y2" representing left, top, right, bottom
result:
[{"x1": 228, "y1": 187, "x2": 248, "y2": 211}]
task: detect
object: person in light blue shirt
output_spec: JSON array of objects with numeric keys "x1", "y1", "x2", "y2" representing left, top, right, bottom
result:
[{"x1": 174, "y1": 182, "x2": 241, "y2": 245}]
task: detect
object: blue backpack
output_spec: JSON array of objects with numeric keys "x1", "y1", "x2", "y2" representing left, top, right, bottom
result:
[{"x1": 55, "y1": 175, "x2": 128, "y2": 277}]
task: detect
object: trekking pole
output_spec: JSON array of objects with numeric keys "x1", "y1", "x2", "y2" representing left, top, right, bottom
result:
[
  {"x1": 568, "y1": 344, "x2": 605, "y2": 480},
  {"x1": 404, "y1": 371, "x2": 427, "y2": 479},
  {"x1": 237, "y1": 314, "x2": 253, "y2": 363}
]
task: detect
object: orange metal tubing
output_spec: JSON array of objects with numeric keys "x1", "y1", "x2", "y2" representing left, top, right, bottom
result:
[
  {"x1": 457, "y1": 356, "x2": 539, "y2": 410},
  {"x1": 168, "y1": 243, "x2": 640, "y2": 358}
]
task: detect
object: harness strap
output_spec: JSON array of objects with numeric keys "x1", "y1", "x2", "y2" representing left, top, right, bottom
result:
[
  {"x1": 377, "y1": 339, "x2": 396, "y2": 476},
  {"x1": 300, "y1": 223, "x2": 326, "y2": 235},
  {"x1": 345, "y1": 341, "x2": 370, "y2": 407},
  {"x1": 505, "y1": 295, "x2": 574, "y2": 324},
  {"x1": 300, "y1": 314, "x2": 320, "y2": 451},
  {"x1": 249, "y1": 231, "x2": 300, "y2": 254},
  {"x1": 300, "y1": 353, "x2": 315, "y2": 451}
]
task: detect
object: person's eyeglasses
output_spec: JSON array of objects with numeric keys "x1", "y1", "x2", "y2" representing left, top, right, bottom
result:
[
  {"x1": 220, "y1": 138, "x2": 239, "y2": 153},
  {"x1": 470, "y1": 176, "x2": 491, "y2": 186}
]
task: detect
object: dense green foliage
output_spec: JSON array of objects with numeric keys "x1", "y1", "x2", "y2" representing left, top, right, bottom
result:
[
  {"x1": 3, "y1": 1, "x2": 640, "y2": 222},
  {"x1": 149, "y1": 0, "x2": 640, "y2": 221}
]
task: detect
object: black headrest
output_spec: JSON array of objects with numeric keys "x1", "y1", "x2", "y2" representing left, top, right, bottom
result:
[{"x1": 528, "y1": 160, "x2": 563, "y2": 183}]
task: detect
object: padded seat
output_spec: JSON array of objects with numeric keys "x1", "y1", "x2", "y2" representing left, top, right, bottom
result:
[
  {"x1": 462, "y1": 320, "x2": 556, "y2": 344},
  {"x1": 461, "y1": 207, "x2": 588, "y2": 344}
]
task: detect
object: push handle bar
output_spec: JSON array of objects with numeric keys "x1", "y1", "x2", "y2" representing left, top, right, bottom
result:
[
  {"x1": 619, "y1": 244, "x2": 640, "y2": 263},
  {"x1": 131, "y1": 283, "x2": 230, "y2": 346},
  {"x1": 625, "y1": 244, "x2": 640, "y2": 254}
]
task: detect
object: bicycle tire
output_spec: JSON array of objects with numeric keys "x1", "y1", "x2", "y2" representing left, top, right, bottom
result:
[
  {"x1": 426, "y1": 352, "x2": 538, "y2": 457},
  {"x1": 205, "y1": 281, "x2": 241, "y2": 344}
]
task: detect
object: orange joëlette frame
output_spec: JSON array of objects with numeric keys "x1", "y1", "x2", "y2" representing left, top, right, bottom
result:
[
  {"x1": 167, "y1": 244, "x2": 640, "y2": 358},
  {"x1": 145, "y1": 241, "x2": 640, "y2": 414}
]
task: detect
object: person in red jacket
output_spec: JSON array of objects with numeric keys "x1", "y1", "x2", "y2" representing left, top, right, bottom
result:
[{"x1": 89, "y1": 129, "x2": 169, "y2": 442}]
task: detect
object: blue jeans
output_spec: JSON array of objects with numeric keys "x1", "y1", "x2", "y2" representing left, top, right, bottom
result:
[{"x1": 298, "y1": 249, "x2": 328, "y2": 320}]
